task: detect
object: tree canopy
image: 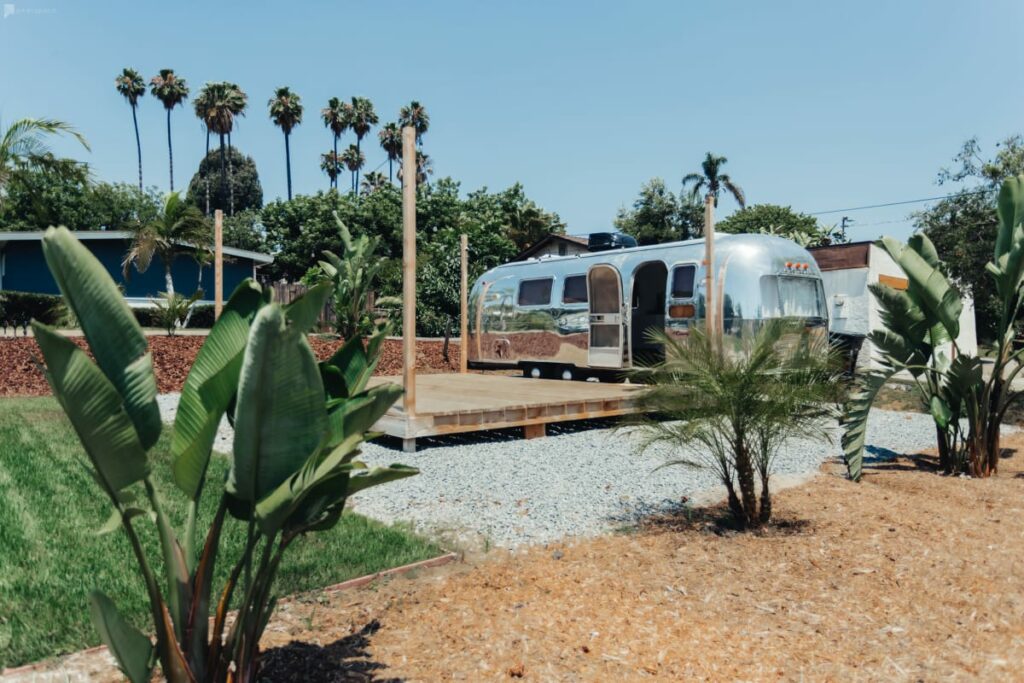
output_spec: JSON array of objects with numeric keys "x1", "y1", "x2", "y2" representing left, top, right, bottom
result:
[
  {"x1": 614, "y1": 178, "x2": 704, "y2": 245},
  {"x1": 716, "y1": 203, "x2": 842, "y2": 247},
  {"x1": 185, "y1": 146, "x2": 263, "y2": 215}
]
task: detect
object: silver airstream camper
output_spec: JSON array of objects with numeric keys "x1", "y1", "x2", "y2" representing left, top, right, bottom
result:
[{"x1": 466, "y1": 233, "x2": 828, "y2": 379}]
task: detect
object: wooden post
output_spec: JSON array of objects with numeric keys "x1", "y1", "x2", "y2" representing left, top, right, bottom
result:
[
  {"x1": 459, "y1": 233, "x2": 469, "y2": 374},
  {"x1": 703, "y1": 195, "x2": 714, "y2": 336},
  {"x1": 214, "y1": 209, "x2": 224, "y2": 319},
  {"x1": 402, "y1": 126, "x2": 417, "y2": 427}
]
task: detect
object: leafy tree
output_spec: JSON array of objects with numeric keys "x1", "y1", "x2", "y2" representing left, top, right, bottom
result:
[
  {"x1": 398, "y1": 100, "x2": 429, "y2": 144},
  {"x1": 716, "y1": 203, "x2": 842, "y2": 247},
  {"x1": 122, "y1": 191, "x2": 211, "y2": 296},
  {"x1": 149, "y1": 69, "x2": 189, "y2": 191},
  {"x1": 316, "y1": 214, "x2": 384, "y2": 339},
  {"x1": 913, "y1": 135, "x2": 1024, "y2": 341},
  {"x1": 340, "y1": 144, "x2": 364, "y2": 194},
  {"x1": 268, "y1": 87, "x2": 303, "y2": 200},
  {"x1": 614, "y1": 178, "x2": 704, "y2": 245},
  {"x1": 361, "y1": 171, "x2": 388, "y2": 194},
  {"x1": 0, "y1": 117, "x2": 89, "y2": 210},
  {"x1": 320, "y1": 97, "x2": 350, "y2": 190},
  {"x1": 682, "y1": 152, "x2": 746, "y2": 209},
  {"x1": 378, "y1": 122, "x2": 402, "y2": 182},
  {"x1": 347, "y1": 97, "x2": 378, "y2": 192},
  {"x1": 115, "y1": 68, "x2": 146, "y2": 192},
  {"x1": 185, "y1": 146, "x2": 263, "y2": 215},
  {"x1": 221, "y1": 208, "x2": 266, "y2": 252},
  {"x1": 397, "y1": 150, "x2": 433, "y2": 187},
  {"x1": 194, "y1": 82, "x2": 248, "y2": 215}
]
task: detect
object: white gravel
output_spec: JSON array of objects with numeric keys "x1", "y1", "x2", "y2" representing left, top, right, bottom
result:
[{"x1": 155, "y1": 394, "x2": 996, "y2": 549}]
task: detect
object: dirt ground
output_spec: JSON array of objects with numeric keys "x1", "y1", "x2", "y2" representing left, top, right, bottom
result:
[{"x1": 15, "y1": 432, "x2": 1024, "y2": 682}]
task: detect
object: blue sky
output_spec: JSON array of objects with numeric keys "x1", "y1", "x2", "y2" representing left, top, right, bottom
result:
[{"x1": 2, "y1": 0, "x2": 1022, "y2": 241}]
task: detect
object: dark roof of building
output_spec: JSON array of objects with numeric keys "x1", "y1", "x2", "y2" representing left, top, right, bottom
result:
[
  {"x1": 0, "y1": 230, "x2": 274, "y2": 264},
  {"x1": 512, "y1": 233, "x2": 590, "y2": 262}
]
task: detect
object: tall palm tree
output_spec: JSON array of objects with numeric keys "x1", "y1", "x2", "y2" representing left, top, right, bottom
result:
[
  {"x1": 115, "y1": 68, "x2": 146, "y2": 192},
  {"x1": 149, "y1": 69, "x2": 189, "y2": 192},
  {"x1": 268, "y1": 87, "x2": 303, "y2": 201},
  {"x1": 224, "y1": 82, "x2": 248, "y2": 215},
  {"x1": 0, "y1": 118, "x2": 90, "y2": 208},
  {"x1": 194, "y1": 81, "x2": 247, "y2": 215},
  {"x1": 320, "y1": 151, "x2": 342, "y2": 190},
  {"x1": 340, "y1": 144, "x2": 364, "y2": 194},
  {"x1": 378, "y1": 122, "x2": 402, "y2": 183},
  {"x1": 361, "y1": 170, "x2": 388, "y2": 194},
  {"x1": 122, "y1": 191, "x2": 211, "y2": 297},
  {"x1": 682, "y1": 152, "x2": 745, "y2": 210},
  {"x1": 398, "y1": 100, "x2": 429, "y2": 145},
  {"x1": 192, "y1": 88, "x2": 214, "y2": 214},
  {"x1": 348, "y1": 97, "x2": 378, "y2": 192},
  {"x1": 321, "y1": 97, "x2": 349, "y2": 190}
]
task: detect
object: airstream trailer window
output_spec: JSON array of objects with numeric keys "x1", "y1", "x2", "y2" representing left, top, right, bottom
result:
[
  {"x1": 670, "y1": 265, "x2": 697, "y2": 299},
  {"x1": 760, "y1": 276, "x2": 827, "y2": 318},
  {"x1": 562, "y1": 275, "x2": 588, "y2": 304},
  {"x1": 517, "y1": 277, "x2": 553, "y2": 306}
]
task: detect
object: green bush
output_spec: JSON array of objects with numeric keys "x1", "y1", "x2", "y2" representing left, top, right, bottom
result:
[{"x1": 0, "y1": 291, "x2": 68, "y2": 331}]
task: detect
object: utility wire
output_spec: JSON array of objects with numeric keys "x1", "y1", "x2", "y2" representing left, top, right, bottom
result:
[{"x1": 808, "y1": 187, "x2": 996, "y2": 216}]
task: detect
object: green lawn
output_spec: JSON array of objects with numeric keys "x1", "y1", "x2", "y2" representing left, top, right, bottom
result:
[{"x1": 0, "y1": 397, "x2": 440, "y2": 669}]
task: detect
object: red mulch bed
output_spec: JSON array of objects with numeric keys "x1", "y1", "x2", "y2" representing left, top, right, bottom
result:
[{"x1": 0, "y1": 335, "x2": 460, "y2": 397}]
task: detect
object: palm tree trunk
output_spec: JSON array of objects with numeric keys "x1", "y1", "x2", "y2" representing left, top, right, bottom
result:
[
  {"x1": 284, "y1": 131, "x2": 293, "y2": 200},
  {"x1": 218, "y1": 133, "x2": 227, "y2": 214},
  {"x1": 164, "y1": 262, "x2": 175, "y2": 297},
  {"x1": 227, "y1": 133, "x2": 235, "y2": 216},
  {"x1": 204, "y1": 128, "x2": 211, "y2": 216},
  {"x1": 389, "y1": 158, "x2": 394, "y2": 183},
  {"x1": 132, "y1": 105, "x2": 143, "y2": 193},
  {"x1": 355, "y1": 138, "x2": 361, "y2": 196},
  {"x1": 166, "y1": 108, "x2": 175, "y2": 192},
  {"x1": 332, "y1": 134, "x2": 339, "y2": 190}
]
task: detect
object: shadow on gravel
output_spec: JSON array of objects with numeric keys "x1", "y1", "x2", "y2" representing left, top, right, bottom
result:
[
  {"x1": 373, "y1": 417, "x2": 625, "y2": 453},
  {"x1": 257, "y1": 620, "x2": 401, "y2": 682}
]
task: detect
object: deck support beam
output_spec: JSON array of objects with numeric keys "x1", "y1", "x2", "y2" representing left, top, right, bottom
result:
[
  {"x1": 523, "y1": 423, "x2": 546, "y2": 439},
  {"x1": 402, "y1": 438, "x2": 417, "y2": 454}
]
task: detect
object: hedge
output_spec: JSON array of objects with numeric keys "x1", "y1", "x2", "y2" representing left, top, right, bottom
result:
[{"x1": 0, "y1": 291, "x2": 216, "y2": 332}]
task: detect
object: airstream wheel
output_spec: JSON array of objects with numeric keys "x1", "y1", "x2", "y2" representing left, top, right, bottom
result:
[
  {"x1": 524, "y1": 365, "x2": 544, "y2": 379},
  {"x1": 560, "y1": 367, "x2": 574, "y2": 381}
]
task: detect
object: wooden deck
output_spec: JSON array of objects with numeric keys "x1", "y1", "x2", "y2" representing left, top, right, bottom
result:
[{"x1": 368, "y1": 373, "x2": 643, "y2": 451}]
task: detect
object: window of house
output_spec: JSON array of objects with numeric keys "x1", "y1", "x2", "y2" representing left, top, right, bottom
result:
[
  {"x1": 562, "y1": 275, "x2": 588, "y2": 304},
  {"x1": 670, "y1": 264, "x2": 697, "y2": 299},
  {"x1": 558, "y1": 243, "x2": 568, "y2": 256},
  {"x1": 518, "y1": 278, "x2": 553, "y2": 306}
]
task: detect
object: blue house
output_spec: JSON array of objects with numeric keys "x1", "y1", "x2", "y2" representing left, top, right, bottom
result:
[{"x1": 0, "y1": 231, "x2": 274, "y2": 306}]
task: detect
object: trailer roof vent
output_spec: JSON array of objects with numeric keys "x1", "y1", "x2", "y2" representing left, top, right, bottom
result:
[{"x1": 587, "y1": 232, "x2": 637, "y2": 252}]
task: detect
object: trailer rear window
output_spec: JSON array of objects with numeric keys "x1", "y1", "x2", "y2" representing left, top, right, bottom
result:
[
  {"x1": 518, "y1": 278, "x2": 553, "y2": 306},
  {"x1": 562, "y1": 275, "x2": 588, "y2": 304},
  {"x1": 671, "y1": 265, "x2": 697, "y2": 299}
]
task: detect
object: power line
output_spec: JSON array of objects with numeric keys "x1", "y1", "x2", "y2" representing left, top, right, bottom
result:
[{"x1": 808, "y1": 188, "x2": 995, "y2": 216}]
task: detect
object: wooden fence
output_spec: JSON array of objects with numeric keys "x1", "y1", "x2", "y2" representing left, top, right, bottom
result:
[{"x1": 269, "y1": 282, "x2": 381, "y2": 331}]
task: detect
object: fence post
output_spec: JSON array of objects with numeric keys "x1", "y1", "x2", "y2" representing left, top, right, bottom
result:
[
  {"x1": 460, "y1": 233, "x2": 469, "y2": 373},
  {"x1": 214, "y1": 209, "x2": 223, "y2": 320},
  {"x1": 401, "y1": 125, "x2": 417, "y2": 428}
]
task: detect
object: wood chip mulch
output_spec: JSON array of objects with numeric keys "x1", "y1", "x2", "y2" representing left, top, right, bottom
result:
[
  {"x1": 0, "y1": 336, "x2": 460, "y2": 397},
  {"x1": 26, "y1": 432, "x2": 1024, "y2": 681}
]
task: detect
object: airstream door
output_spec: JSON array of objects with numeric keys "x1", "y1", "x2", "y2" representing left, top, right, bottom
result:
[{"x1": 587, "y1": 265, "x2": 624, "y2": 368}]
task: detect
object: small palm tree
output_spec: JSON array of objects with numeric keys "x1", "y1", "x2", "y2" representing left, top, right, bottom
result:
[
  {"x1": 149, "y1": 69, "x2": 189, "y2": 191},
  {"x1": 682, "y1": 152, "x2": 745, "y2": 210},
  {"x1": 268, "y1": 87, "x2": 303, "y2": 201},
  {"x1": 361, "y1": 170, "x2": 388, "y2": 194},
  {"x1": 348, "y1": 97, "x2": 378, "y2": 191},
  {"x1": 398, "y1": 100, "x2": 429, "y2": 144},
  {"x1": 0, "y1": 118, "x2": 90, "y2": 207},
  {"x1": 122, "y1": 191, "x2": 211, "y2": 297},
  {"x1": 195, "y1": 82, "x2": 247, "y2": 215},
  {"x1": 321, "y1": 97, "x2": 350, "y2": 190},
  {"x1": 378, "y1": 122, "x2": 402, "y2": 183},
  {"x1": 631, "y1": 322, "x2": 840, "y2": 529},
  {"x1": 115, "y1": 68, "x2": 146, "y2": 192},
  {"x1": 397, "y1": 150, "x2": 433, "y2": 187},
  {"x1": 320, "y1": 151, "x2": 342, "y2": 190},
  {"x1": 340, "y1": 144, "x2": 365, "y2": 194}
]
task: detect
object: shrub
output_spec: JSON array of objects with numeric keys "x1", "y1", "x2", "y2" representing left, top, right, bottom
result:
[
  {"x1": 150, "y1": 291, "x2": 202, "y2": 336},
  {"x1": 317, "y1": 213, "x2": 383, "y2": 340},
  {"x1": 0, "y1": 290, "x2": 68, "y2": 332},
  {"x1": 31, "y1": 227, "x2": 413, "y2": 682},
  {"x1": 631, "y1": 322, "x2": 842, "y2": 529}
]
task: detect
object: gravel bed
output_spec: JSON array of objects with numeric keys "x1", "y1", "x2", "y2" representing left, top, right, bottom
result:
[{"x1": 155, "y1": 394, "x2": 1001, "y2": 549}]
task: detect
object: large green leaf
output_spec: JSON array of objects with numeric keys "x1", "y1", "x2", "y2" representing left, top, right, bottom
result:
[
  {"x1": 284, "y1": 280, "x2": 332, "y2": 332},
  {"x1": 996, "y1": 175, "x2": 1024, "y2": 261},
  {"x1": 324, "y1": 383, "x2": 402, "y2": 449},
  {"x1": 89, "y1": 590, "x2": 154, "y2": 683},
  {"x1": 321, "y1": 324, "x2": 391, "y2": 399},
  {"x1": 40, "y1": 227, "x2": 161, "y2": 449},
  {"x1": 840, "y1": 367, "x2": 895, "y2": 482},
  {"x1": 172, "y1": 280, "x2": 266, "y2": 500},
  {"x1": 33, "y1": 322, "x2": 149, "y2": 493},
  {"x1": 877, "y1": 236, "x2": 961, "y2": 343},
  {"x1": 228, "y1": 304, "x2": 328, "y2": 505}
]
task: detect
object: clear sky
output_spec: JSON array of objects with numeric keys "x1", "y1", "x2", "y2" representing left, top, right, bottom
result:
[{"x1": 2, "y1": 0, "x2": 1022, "y2": 241}]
